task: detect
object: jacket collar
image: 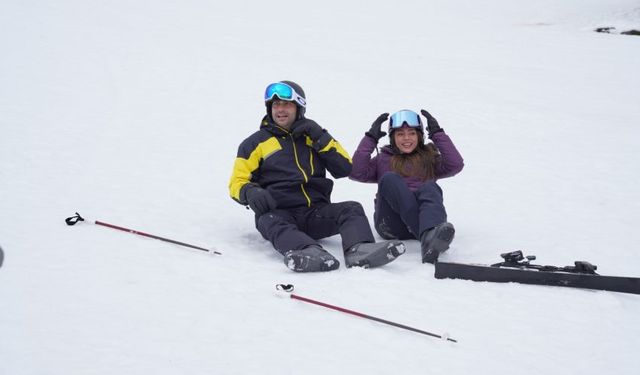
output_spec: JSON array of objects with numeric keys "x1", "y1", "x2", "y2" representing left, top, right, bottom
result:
[{"x1": 260, "y1": 115, "x2": 291, "y2": 137}]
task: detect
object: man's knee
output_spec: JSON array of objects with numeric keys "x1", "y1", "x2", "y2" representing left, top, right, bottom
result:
[
  {"x1": 343, "y1": 201, "x2": 366, "y2": 215},
  {"x1": 331, "y1": 201, "x2": 367, "y2": 220}
]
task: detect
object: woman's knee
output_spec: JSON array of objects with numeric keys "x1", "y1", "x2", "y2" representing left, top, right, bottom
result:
[
  {"x1": 379, "y1": 172, "x2": 403, "y2": 187},
  {"x1": 418, "y1": 181, "x2": 443, "y2": 195},
  {"x1": 378, "y1": 172, "x2": 408, "y2": 195}
]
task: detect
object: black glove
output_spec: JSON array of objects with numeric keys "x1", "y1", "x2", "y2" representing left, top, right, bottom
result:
[
  {"x1": 291, "y1": 119, "x2": 324, "y2": 141},
  {"x1": 420, "y1": 109, "x2": 444, "y2": 138},
  {"x1": 365, "y1": 113, "x2": 388, "y2": 141},
  {"x1": 245, "y1": 186, "x2": 277, "y2": 216}
]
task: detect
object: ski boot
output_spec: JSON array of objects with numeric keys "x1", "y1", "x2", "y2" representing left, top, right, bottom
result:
[
  {"x1": 284, "y1": 245, "x2": 340, "y2": 272},
  {"x1": 421, "y1": 222, "x2": 455, "y2": 264},
  {"x1": 345, "y1": 240, "x2": 405, "y2": 268}
]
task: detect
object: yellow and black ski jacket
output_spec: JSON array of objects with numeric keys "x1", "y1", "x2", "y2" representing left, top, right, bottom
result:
[{"x1": 229, "y1": 116, "x2": 352, "y2": 209}]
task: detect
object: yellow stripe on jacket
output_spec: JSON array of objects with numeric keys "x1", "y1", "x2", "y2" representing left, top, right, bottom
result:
[{"x1": 228, "y1": 137, "x2": 282, "y2": 202}]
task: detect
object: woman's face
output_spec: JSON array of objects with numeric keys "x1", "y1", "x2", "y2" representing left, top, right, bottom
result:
[{"x1": 393, "y1": 128, "x2": 420, "y2": 153}]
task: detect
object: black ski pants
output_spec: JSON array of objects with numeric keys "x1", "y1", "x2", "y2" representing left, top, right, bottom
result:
[{"x1": 255, "y1": 201, "x2": 375, "y2": 255}]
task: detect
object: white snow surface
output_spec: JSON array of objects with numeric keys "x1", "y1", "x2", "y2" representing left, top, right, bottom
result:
[{"x1": 1, "y1": 1, "x2": 640, "y2": 374}]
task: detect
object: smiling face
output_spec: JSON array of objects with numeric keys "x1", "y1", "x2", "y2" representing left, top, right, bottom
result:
[
  {"x1": 271, "y1": 100, "x2": 297, "y2": 129},
  {"x1": 393, "y1": 127, "x2": 420, "y2": 154}
]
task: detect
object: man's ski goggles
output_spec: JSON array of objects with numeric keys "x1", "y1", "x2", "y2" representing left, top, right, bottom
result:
[
  {"x1": 389, "y1": 110, "x2": 422, "y2": 130},
  {"x1": 264, "y1": 82, "x2": 306, "y2": 107}
]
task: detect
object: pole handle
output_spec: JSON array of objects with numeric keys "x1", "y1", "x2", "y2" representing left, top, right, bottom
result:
[{"x1": 65, "y1": 212, "x2": 85, "y2": 226}]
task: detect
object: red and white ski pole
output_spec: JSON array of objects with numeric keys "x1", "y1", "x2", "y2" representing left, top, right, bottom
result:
[
  {"x1": 276, "y1": 284, "x2": 457, "y2": 343},
  {"x1": 65, "y1": 212, "x2": 221, "y2": 255}
]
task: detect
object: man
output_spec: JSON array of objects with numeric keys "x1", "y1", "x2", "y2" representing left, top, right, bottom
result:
[{"x1": 228, "y1": 81, "x2": 405, "y2": 272}]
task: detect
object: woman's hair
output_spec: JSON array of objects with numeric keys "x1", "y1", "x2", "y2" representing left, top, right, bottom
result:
[{"x1": 390, "y1": 132, "x2": 440, "y2": 181}]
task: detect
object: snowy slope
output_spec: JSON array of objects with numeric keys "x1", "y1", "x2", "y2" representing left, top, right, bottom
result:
[{"x1": 1, "y1": 1, "x2": 640, "y2": 374}]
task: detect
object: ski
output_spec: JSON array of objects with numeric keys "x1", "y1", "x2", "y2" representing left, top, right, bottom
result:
[{"x1": 434, "y1": 250, "x2": 640, "y2": 295}]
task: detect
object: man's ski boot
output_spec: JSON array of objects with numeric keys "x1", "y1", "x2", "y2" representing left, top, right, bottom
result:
[
  {"x1": 284, "y1": 245, "x2": 340, "y2": 272},
  {"x1": 345, "y1": 240, "x2": 405, "y2": 268},
  {"x1": 421, "y1": 222, "x2": 455, "y2": 264}
]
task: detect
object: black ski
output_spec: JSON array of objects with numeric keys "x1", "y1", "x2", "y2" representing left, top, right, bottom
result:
[{"x1": 435, "y1": 251, "x2": 640, "y2": 295}]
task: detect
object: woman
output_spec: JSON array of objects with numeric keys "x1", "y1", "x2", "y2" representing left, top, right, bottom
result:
[{"x1": 349, "y1": 109, "x2": 464, "y2": 263}]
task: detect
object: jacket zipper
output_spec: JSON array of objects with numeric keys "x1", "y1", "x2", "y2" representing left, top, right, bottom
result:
[{"x1": 290, "y1": 134, "x2": 312, "y2": 207}]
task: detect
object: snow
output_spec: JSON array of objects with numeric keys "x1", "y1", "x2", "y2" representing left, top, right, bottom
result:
[{"x1": 1, "y1": 0, "x2": 640, "y2": 373}]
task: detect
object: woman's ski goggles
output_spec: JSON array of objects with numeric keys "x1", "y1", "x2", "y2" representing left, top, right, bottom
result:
[
  {"x1": 389, "y1": 110, "x2": 423, "y2": 130},
  {"x1": 264, "y1": 82, "x2": 306, "y2": 107}
]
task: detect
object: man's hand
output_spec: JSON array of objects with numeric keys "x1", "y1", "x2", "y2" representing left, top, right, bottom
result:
[
  {"x1": 245, "y1": 187, "x2": 277, "y2": 216},
  {"x1": 292, "y1": 119, "x2": 324, "y2": 141}
]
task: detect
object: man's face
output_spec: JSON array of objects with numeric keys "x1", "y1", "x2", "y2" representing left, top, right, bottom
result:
[{"x1": 271, "y1": 100, "x2": 297, "y2": 129}]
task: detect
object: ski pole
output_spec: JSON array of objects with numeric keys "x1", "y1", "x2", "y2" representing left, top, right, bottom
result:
[
  {"x1": 65, "y1": 212, "x2": 221, "y2": 255},
  {"x1": 276, "y1": 284, "x2": 457, "y2": 343}
]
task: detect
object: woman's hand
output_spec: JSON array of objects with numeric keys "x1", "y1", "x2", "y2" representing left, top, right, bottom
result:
[
  {"x1": 365, "y1": 113, "x2": 389, "y2": 141},
  {"x1": 420, "y1": 109, "x2": 444, "y2": 138}
]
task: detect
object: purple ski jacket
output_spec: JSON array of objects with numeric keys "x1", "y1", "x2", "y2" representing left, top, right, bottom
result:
[{"x1": 349, "y1": 132, "x2": 464, "y2": 191}]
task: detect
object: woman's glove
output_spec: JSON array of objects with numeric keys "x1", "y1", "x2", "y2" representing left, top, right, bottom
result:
[
  {"x1": 420, "y1": 109, "x2": 444, "y2": 138},
  {"x1": 365, "y1": 113, "x2": 389, "y2": 141}
]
